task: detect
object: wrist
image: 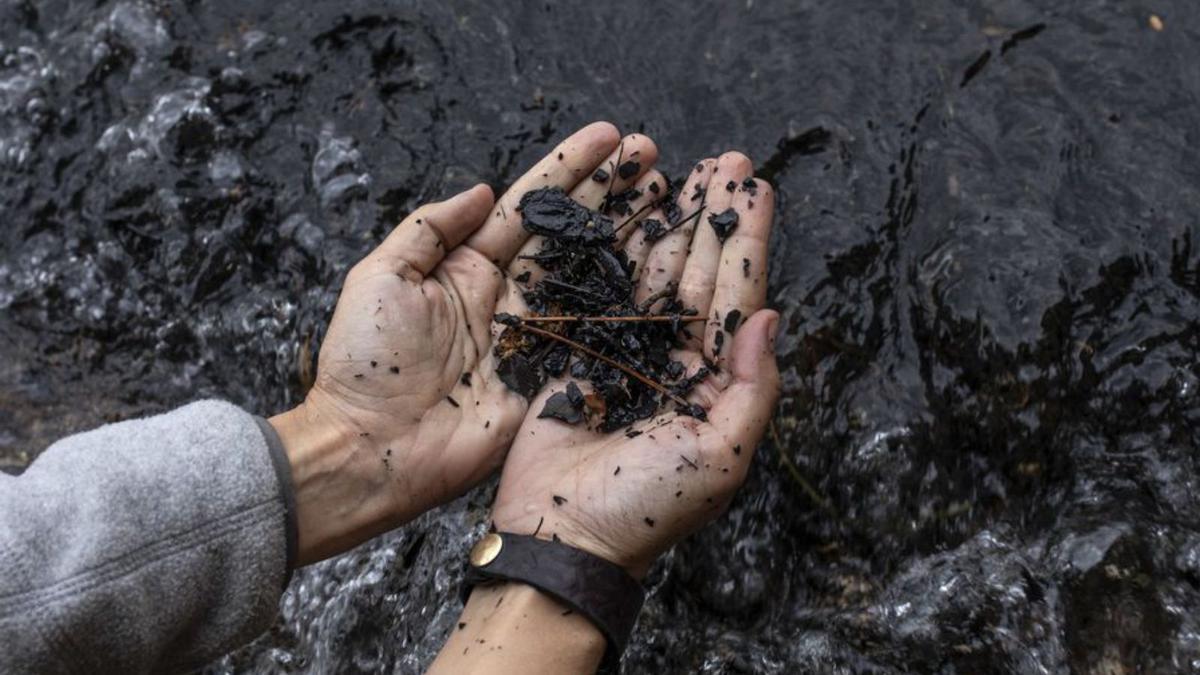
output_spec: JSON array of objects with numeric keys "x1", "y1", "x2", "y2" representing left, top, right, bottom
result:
[
  {"x1": 269, "y1": 400, "x2": 406, "y2": 565},
  {"x1": 493, "y1": 511, "x2": 656, "y2": 580},
  {"x1": 430, "y1": 582, "x2": 605, "y2": 674},
  {"x1": 460, "y1": 531, "x2": 645, "y2": 671}
]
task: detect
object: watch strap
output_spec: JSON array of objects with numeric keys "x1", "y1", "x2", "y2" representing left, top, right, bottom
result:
[{"x1": 463, "y1": 533, "x2": 644, "y2": 671}]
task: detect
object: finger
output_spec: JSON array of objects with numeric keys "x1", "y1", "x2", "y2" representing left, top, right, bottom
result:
[
  {"x1": 676, "y1": 152, "x2": 754, "y2": 348},
  {"x1": 508, "y1": 135, "x2": 658, "y2": 281},
  {"x1": 466, "y1": 122, "x2": 621, "y2": 268},
  {"x1": 376, "y1": 184, "x2": 494, "y2": 280},
  {"x1": 612, "y1": 169, "x2": 668, "y2": 247},
  {"x1": 622, "y1": 225, "x2": 654, "y2": 287},
  {"x1": 704, "y1": 178, "x2": 774, "y2": 366},
  {"x1": 701, "y1": 309, "x2": 780, "y2": 486},
  {"x1": 571, "y1": 134, "x2": 658, "y2": 210},
  {"x1": 619, "y1": 169, "x2": 675, "y2": 281},
  {"x1": 634, "y1": 159, "x2": 717, "y2": 311},
  {"x1": 615, "y1": 171, "x2": 670, "y2": 285},
  {"x1": 670, "y1": 347, "x2": 728, "y2": 412}
]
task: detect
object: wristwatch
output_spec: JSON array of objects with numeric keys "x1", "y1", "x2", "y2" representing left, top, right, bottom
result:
[{"x1": 463, "y1": 532, "x2": 645, "y2": 672}]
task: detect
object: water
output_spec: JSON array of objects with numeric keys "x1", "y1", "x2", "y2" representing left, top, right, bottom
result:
[{"x1": 3, "y1": 1, "x2": 1200, "y2": 672}]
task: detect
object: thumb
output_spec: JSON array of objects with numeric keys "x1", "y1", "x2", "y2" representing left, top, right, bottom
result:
[
  {"x1": 375, "y1": 183, "x2": 496, "y2": 277},
  {"x1": 705, "y1": 309, "x2": 780, "y2": 466}
]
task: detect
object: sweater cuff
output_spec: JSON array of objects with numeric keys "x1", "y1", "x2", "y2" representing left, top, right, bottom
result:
[{"x1": 253, "y1": 416, "x2": 299, "y2": 587}]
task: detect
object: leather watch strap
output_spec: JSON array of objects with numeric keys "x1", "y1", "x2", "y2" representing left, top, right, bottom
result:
[{"x1": 463, "y1": 533, "x2": 645, "y2": 671}]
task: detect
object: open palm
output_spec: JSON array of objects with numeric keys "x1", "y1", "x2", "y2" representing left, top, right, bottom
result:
[
  {"x1": 282, "y1": 122, "x2": 665, "y2": 563},
  {"x1": 490, "y1": 152, "x2": 781, "y2": 577}
]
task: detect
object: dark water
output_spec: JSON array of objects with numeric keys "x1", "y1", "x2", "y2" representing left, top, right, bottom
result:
[{"x1": 3, "y1": 0, "x2": 1200, "y2": 672}]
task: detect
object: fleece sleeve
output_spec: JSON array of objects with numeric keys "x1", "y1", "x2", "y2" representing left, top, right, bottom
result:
[{"x1": 0, "y1": 400, "x2": 298, "y2": 674}]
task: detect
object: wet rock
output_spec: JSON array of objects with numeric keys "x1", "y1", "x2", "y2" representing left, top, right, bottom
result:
[
  {"x1": 4, "y1": 2, "x2": 1200, "y2": 673},
  {"x1": 1058, "y1": 529, "x2": 1177, "y2": 674},
  {"x1": 312, "y1": 124, "x2": 371, "y2": 208}
]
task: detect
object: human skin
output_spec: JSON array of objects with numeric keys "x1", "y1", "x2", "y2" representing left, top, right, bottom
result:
[
  {"x1": 269, "y1": 122, "x2": 665, "y2": 564},
  {"x1": 428, "y1": 150, "x2": 781, "y2": 674}
]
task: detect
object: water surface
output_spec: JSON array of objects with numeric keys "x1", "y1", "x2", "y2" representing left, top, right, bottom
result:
[{"x1": 2, "y1": 1, "x2": 1199, "y2": 672}]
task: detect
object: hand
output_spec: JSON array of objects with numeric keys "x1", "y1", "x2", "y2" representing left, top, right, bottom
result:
[
  {"x1": 490, "y1": 152, "x2": 781, "y2": 578},
  {"x1": 270, "y1": 122, "x2": 665, "y2": 564}
]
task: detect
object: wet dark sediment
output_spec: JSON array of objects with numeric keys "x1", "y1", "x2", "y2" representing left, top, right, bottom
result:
[{"x1": 2, "y1": 1, "x2": 1200, "y2": 672}]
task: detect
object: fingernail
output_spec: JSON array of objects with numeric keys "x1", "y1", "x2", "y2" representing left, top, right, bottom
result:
[{"x1": 766, "y1": 313, "x2": 779, "y2": 347}]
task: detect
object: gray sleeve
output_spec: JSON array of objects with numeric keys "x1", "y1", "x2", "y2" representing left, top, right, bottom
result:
[{"x1": 0, "y1": 400, "x2": 298, "y2": 674}]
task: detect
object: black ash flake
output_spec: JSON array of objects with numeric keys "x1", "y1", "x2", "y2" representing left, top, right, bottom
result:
[
  {"x1": 496, "y1": 353, "x2": 543, "y2": 398},
  {"x1": 602, "y1": 186, "x2": 641, "y2": 218},
  {"x1": 518, "y1": 187, "x2": 616, "y2": 245},
  {"x1": 723, "y1": 309, "x2": 742, "y2": 333},
  {"x1": 640, "y1": 218, "x2": 667, "y2": 243},
  {"x1": 708, "y1": 208, "x2": 739, "y2": 243},
  {"x1": 538, "y1": 381, "x2": 586, "y2": 424}
]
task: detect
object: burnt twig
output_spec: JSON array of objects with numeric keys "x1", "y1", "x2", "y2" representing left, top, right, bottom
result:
[
  {"x1": 517, "y1": 314, "x2": 705, "y2": 324},
  {"x1": 614, "y1": 200, "x2": 656, "y2": 233},
  {"x1": 514, "y1": 323, "x2": 691, "y2": 408}
]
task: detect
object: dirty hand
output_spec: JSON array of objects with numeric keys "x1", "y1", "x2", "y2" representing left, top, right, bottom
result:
[
  {"x1": 270, "y1": 122, "x2": 658, "y2": 564},
  {"x1": 490, "y1": 152, "x2": 781, "y2": 578}
]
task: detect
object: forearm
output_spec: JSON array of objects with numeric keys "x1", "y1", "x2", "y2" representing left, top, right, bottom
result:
[
  {"x1": 0, "y1": 401, "x2": 293, "y2": 674},
  {"x1": 428, "y1": 583, "x2": 606, "y2": 674}
]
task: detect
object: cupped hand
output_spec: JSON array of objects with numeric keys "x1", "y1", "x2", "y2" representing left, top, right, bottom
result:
[
  {"x1": 490, "y1": 152, "x2": 781, "y2": 578},
  {"x1": 271, "y1": 122, "x2": 664, "y2": 564}
]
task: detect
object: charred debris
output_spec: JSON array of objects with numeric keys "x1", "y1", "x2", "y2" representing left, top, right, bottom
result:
[{"x1": 493, "y1": 181, "x2": 738, "y2": 432}]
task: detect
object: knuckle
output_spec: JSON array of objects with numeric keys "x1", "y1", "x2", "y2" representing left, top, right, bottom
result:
[{"x1": 410, "y1": 203, "x2": 436, "y2": 225}]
